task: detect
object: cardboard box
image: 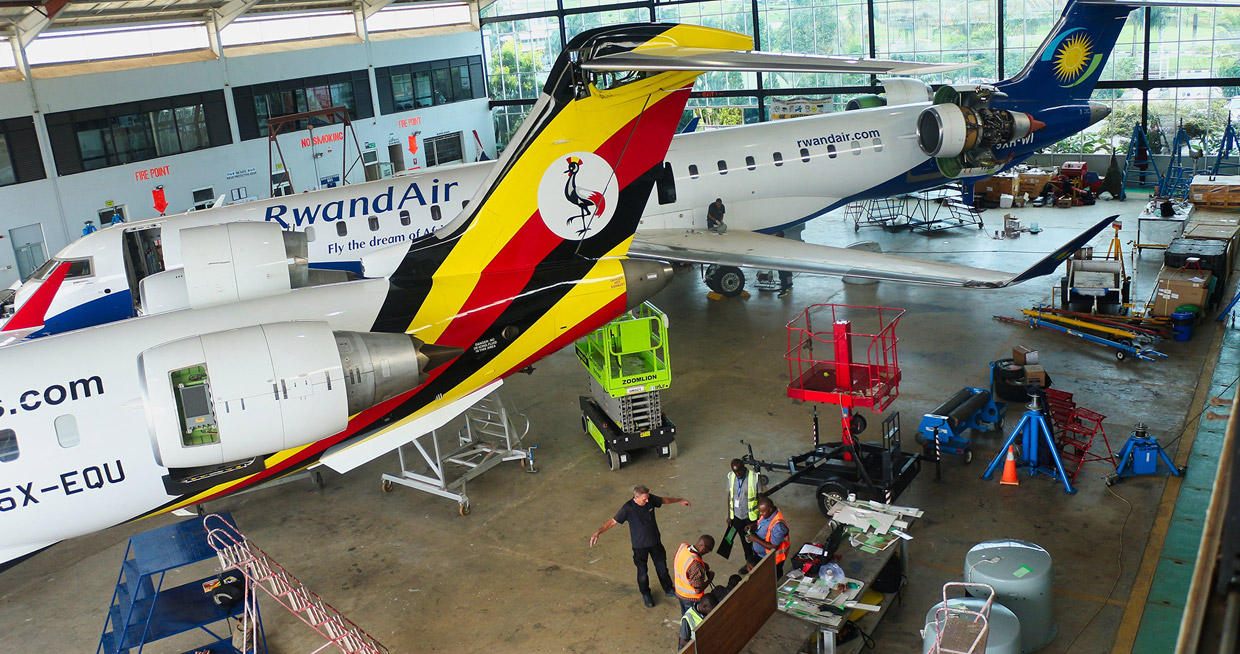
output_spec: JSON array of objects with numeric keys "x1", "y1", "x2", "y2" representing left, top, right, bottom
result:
[
  {"x1": 1151, "y1": 268, "x2": 1212, "y2": 317},
  {"x1": 1024, "y1": 364, "x2": 1047, "y2": 387},
  {"x1": 1018, "y1": 172, "x2": 1054, "y2": 197},
  {"x1": 973, "y1": 174, "x2": 1019, "y2": 201},
  {"x1": 1013, "y1": 346, "x2": 1039, "y2": 365}
]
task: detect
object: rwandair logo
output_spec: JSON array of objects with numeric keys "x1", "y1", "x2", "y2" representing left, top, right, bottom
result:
[{"x1": 1044, "y1": 28, "x2": 1100, "y2": 88}]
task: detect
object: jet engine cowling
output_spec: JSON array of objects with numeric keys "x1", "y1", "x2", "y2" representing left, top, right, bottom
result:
[
  {"x1": 139, "y1": 321, "x2": 461, "y2": 469},
  {"x1": 914, "y1": 85, "x2": 1041, "y2": 178},
  {"x1": 179, "y1": 222, "x2": 310, "y2": 310}
]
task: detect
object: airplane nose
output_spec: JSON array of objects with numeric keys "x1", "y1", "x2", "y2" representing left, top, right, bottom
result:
[
  {"x1": 621, "y1": 258, "x2": 674, "y2": 309},
  {"x1": 1088, "y1": 101, "x2": 1111, "y2": 126}
]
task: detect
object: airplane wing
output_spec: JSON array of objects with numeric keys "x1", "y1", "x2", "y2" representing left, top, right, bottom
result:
[
  {"x1": 629, "y1": 215, "x2": 1117, "y2": 288},
  {"x1": 581, "y1": 47, "x2": 967, "y2": 76},
  {"x1": 315, "y1": 379, "x2": 503, "y2": 474}
]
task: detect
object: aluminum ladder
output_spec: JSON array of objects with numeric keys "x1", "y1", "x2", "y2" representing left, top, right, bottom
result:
[
  {"x1": 203, "y1": 514, "x2": 388, "y2": 654},
  {"x1": 929, "y1": 582, "x2": 994, "y2": 654}
]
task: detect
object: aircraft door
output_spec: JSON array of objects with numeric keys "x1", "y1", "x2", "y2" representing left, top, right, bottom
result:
[{"x1": 122, "y1": 226, "x2": 165, "y2": 312}]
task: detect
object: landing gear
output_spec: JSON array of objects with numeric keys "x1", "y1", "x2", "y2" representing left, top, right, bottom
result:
[{"x1": 704, "y1": 265, "x2": 745, "y2": 297}]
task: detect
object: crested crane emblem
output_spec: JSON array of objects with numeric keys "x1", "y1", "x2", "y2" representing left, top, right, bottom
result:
[{"x1": 536, "y1": 151, "x2": 618, "y2": 240}]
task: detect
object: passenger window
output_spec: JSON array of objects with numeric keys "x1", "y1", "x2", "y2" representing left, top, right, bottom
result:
[
  {"x1": 305, "y1": 226, "x2": 316, "y2": 243},
  {"x1": 336, "y1": 221, "x2": 347, "y2": 237},
  {"x1": 851, "y1": 140, "x2": 862, "y2": 155},
  {"x1": 745, "y1": 156, "x2": 756, "y2": 171},
  {"x1": 873, "y1": 137, "x2": 883, "y2": 153},
  {"x1": 462, "y1": 200, "x2": 469, "y2": 208},
  {"x1": 431, "y1": 206, "x2": 442, "y2": 221},
  {"x1": 688, "y1": 164, "x2": 699, "y2": 179},
  {"x1": 773, "y1": 152, "x2": 783, "y2": 167},
  {"x1": 400, "y1": 210, "x2": 411, "y2": 226},
  {"x1": 717, "y1": 160, "x2": 728, "y2": 175},
  {"x1": 0, "y1": 428, "x2": 17, "y2": 462},
  {"x1": 55, "y1": 415, "x2": 79, "y2": 448},
  {"x1": 801, "y1": 148, "x2": 811, "y2": 162},
  {"x1": 368, "y1": 216, "x2": 380, "y2": 232},
  {"x1": 656, "y1": 162, "x2": 677, "y2": 205}
]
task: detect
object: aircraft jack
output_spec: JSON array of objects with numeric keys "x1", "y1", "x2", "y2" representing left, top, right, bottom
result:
[
  {"x1": 1105, "y1": 422, "x2": 1185, "y2": 486},
  {"x1": 982, "y1": 392, "x2": 1077, "y2": 494}
]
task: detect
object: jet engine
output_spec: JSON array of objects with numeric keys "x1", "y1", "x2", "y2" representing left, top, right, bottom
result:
[
  {"x1": 178, "y1": 221, "x2": 310, "y2": 310},
  {"x1": 139, "y1": 321, "x2": 461, "y2": 469},
  {"x1": 845, "y1": 78, "x2": 933, "y2": 111},
  {"x1": 914, "y1": 85, "x2": 1042, "y2": 178}
]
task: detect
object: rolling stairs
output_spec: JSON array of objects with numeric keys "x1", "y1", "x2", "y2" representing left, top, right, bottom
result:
[
  {"x1": 1044, "y1": 389, "x2": 1116, "y2": 482},
  {"x1": 97, "y1": 511, "x2": 263, "y2": 654}
]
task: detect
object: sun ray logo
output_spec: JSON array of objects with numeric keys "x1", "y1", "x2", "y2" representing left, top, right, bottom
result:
[
  {"x1": 1043, "y1": 28, "x2": 1100, "y2": 88},
  {"x1": 536, "y1": 151, "x2": 618, "y2": 240}
]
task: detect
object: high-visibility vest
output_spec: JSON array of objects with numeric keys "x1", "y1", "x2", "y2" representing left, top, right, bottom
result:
[
  {"x1": 681, "y1": 607, "x2": 705, "y2": 638},
  {"x1": 727, "y1": 469, "x2": 760, "y2": 520},
  {"x1": 674, "y1": 543, "x2": 704, "y2": 600},
  {"x1": 762, "y1": 510, "x2": 790, "y2": 564}
]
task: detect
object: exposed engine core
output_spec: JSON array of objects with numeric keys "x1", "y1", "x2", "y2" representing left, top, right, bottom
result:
[
  {"x1": 139, "y1": 321, "x2": 461, "y2": 468},
  {"x1": 916, "y1": 104, "x2": 1036, "y2": 158}
]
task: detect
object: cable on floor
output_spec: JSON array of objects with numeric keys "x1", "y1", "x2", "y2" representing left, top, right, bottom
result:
[
  {"x1": 1161, "y1": 374, "x2": 1237, "y2": 451},
  {"x1": 1062, "y1": 483, "x2": 1133, "y2": 653}
]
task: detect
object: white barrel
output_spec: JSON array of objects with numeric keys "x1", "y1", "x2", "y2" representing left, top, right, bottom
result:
[
  {"x1": 921, "y1": 598, "x2": 1021, "y2": 654},
  {"x1": 999, "y1": 194, "x2": 1014, "y2": 208},
  {"x1": 964, "y1": 540, "x2": 1055, "y2": 653}
]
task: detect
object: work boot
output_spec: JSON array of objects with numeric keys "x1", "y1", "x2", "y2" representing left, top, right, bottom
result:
[
  {"x1": 664, "y1": 588, "x2": 676, "y2": 598},
  {"x1": 642, "y1": 594, "x2": 655, "y2": 608}
]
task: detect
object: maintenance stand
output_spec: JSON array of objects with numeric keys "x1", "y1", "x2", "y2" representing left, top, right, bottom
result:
[
  {"x1": 982, "y1": 391, "x2": 1077, "y2": 494},
  {"x1": 1106, "y1": 422, "x2": 1186, "y2": 485},
  {"x1": 577, "y1": 302, "x2": 675, "y2": 470}
]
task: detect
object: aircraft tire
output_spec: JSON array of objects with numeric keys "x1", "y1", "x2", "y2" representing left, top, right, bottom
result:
[{"x1": 712, "y1": 266, "x2": 745, "y2": 297}]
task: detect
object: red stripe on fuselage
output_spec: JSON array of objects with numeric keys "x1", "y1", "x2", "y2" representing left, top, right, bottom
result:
[{"x1": 3, "y1": 262, "x2": 70, "y2": 332}]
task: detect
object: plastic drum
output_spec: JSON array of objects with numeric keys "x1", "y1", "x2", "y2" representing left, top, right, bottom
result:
[
  {"x1": 964, "y1": 540, "x2": 1055, "y2": 653},
  {"x1": 921, "y1": 598, "x2": 1021, "y2": 654}
]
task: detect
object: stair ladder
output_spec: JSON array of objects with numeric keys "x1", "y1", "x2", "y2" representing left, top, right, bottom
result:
[
  {"x1": 203, "y1": 514, "x2": 388, "y2": 654},
  {"x1": 1209, "y1": 118, "x2": 1240, "y2": 177},
  {"x1": 1044, "y1": 388, "x2": 1076, "y2": 436},
  {"x1": 1056, "y1": 407, "x2": 1116, "y2": 482},
  {"x1": 1158, "y1": 123, "x2": 1199, "y2": 200},
  {"x1": 1120, "y1": 123, "x2": 1161, "y2": 200}
]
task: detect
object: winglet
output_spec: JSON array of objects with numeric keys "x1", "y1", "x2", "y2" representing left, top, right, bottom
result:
[
  {"x1": 1, "y1": 261, "x2": 70, "y2": 335},
  {"x1": 986, "y1": 214, "x2": 1117, "y2": 288}
]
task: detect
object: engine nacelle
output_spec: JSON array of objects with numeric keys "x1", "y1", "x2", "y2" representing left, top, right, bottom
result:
[
  {"x1": 180, "y1": 222, "x2": 309, "y2": 310},
  {"x1": 139, "y1": 321, "x2": 453, "y2": 469},
  {"x1": 916, "y1": 104, "x2": 1037, "y2": 159}
]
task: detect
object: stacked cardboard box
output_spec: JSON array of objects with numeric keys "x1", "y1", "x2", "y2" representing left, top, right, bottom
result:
[
  {"x1": 973, "y1": 174, "x2": 1019, "y2": 202},
  {"x1": 1188, "y1": 175, "x2": 1240, "y2": 209},
  {"x1": 1017, "y1": 171, "x2": 1054, "y2": 197},
  {"x1": 1151, "y1": 267, "x2": 1213, "y2": 317}
]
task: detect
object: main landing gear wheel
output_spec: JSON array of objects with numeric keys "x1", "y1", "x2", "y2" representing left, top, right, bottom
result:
[
  {"x1": 608, "y1": 449, "x2": 622, "y2": 471},
  {"x1": 381, "y1": 479, "x2": 394, "y2": 493},
  {"x1": 816, "y1": 479, "x2": 851, "y2": 517},
  {"x1": 705, "y1": 265, "x2": 745, "y2": 297}
]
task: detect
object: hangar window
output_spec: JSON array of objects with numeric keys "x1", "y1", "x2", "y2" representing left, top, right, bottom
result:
[
  {"x1": 0, "y1": 117, "x2": 46, "y2": 187},
  {"x1": 873, "y1": 138, "x2": 883, "y2": 153},
  {"x1": 377, "y1": 56, "x2": 486, "y2": 114},
  {"x1": 773, "y1": 152, "x2": 783, "y2": 167},
  {"x1": 0, "y1": 429, "x2": 17, "y2": 462},
  {"x1": 368, "y1": 216, "x2": 380, "y2": 231},
  {"x1": 851, "y1": 140, "x2": 862, "y2": 155},
  {"x1": 337, "y1": 221, "x2": 348, "y2": 237},
  {"x1": 400, "y1": 210, "x2": 411, "y2": 226},
  {"x1": 55, "y1": 415, "x2": 79, "y2": 449},
  {"x1": 305, "y1": 226, "x2": 316, "y2": 243},
  {"x1": 745, "y1": 156, "x2": 756, "y2": 171},
  {"x1": 431, "y1": 205, "x2": 443, "y2": 221},
  {"x1": 688, "y1": 164, "x2": 699, "y2": 179},
  {"x1": 425, "y1": 132, "x2": 464, "y2": 167},
  {"x1": 717, "y1": 160, "x2": 727, "y2": 174},
  {"x1": 656, "y1": 162, "x2": 676, "y2": 205},
  {"x1": 233, "y1": 72, "x2": 374, "y2": 140},
  {"x1": 802, "y1": 148, "x2": 812, "y2": 162},
  {"x1": 47, "y1": 92, "x2": 231, "y2": 175}
]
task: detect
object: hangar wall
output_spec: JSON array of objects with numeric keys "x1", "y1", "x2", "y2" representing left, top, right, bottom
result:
[{"x1": 0, "y1": 28, "x2": 494, "y2": 287}]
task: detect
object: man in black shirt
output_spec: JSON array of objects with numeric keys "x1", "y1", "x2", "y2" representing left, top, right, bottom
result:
[{"x1": 590, "y1": 484, "x2": 691, "y2": 608}]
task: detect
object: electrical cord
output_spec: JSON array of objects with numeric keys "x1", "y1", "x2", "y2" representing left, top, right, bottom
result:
[
  {"x1": 1161, "y1": 374, "x2": 1237, "y2": 450},
  {"x1": 1063, "y1": 483, "x2": 1133, "y2": 653}
]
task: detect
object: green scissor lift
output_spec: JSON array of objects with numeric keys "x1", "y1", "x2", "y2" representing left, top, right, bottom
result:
[{"x1": 575, "y1": 302, "x2": 676, "y2": 471}]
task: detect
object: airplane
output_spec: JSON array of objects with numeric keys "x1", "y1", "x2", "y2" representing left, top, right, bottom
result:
[
  {"x1": 0, "y1": 23, "x2": 991, "y2": 564},
  {"x1": 0, "y1": 0, "x2": 1150, "y2": 342}
]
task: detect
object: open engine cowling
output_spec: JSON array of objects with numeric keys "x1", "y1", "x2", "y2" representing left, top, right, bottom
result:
[
  {"x1": 139, "y1": 321, "x2": 460, "y2": 468},
  {"x1": 914, "y1": 85, "x2": 1041, "y2": 178}
]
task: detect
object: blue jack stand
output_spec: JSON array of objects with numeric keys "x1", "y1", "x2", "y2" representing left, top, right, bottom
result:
[
  {"x1": 1105, "y1": 422, "x2": 1186, "y2": 486},
  {"x1": 982, "y1": 393, "x2": 1077, "y2": 494}
]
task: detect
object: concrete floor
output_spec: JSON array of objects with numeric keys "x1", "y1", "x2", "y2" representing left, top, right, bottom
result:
[{"x1": 0, "y1": 197, "x2": 1229, "y2": 653}]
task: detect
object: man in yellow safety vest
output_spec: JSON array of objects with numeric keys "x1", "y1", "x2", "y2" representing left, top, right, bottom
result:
[
  {"x1": 727, "y1": 459, "x2": 762, "y2": 562},
  {"x1": 677, "y1": 593, "x2": 716, "y2": 649}
]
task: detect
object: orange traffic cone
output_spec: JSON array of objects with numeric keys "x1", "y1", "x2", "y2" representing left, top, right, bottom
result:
[{"x1": 999, "y1": 445, "x2": 1020, "y2": 486}]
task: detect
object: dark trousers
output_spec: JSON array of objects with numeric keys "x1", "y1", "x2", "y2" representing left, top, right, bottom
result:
[
  {"x1": 632, "y1": 543, "x2": 673, "y2": 597},
  {"x1": 730, "y1": 516, "x2": 756, "y2": 561},
  {"x1": 778, "y1": 271, "x2": 792, "y2": 290}
]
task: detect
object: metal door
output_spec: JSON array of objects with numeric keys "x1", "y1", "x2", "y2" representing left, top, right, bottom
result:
[{"x1": 9, "y1": 223, "x2": 47, "y2": 280}]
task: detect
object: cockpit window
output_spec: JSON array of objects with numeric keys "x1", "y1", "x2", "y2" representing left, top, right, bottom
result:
[
  {"x1": 30, "y1": 258, "x2": 58, "y2": 280},
  {"x1": 34, "y1": 258, "x2": 92, "y2": 280}
]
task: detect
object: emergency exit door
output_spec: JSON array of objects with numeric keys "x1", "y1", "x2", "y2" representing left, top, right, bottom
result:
[{"x1": 9, "y1": 223, "x2": 47, "y2": 280}]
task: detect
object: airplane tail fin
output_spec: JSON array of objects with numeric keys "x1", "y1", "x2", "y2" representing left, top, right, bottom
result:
[{"x1": 995, "y1": 0, "x2": 1136, "y2": 105}]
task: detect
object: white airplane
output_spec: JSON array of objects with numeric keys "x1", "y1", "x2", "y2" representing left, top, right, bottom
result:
[
  {"x1": 0, "y1": 23, "x2": 994, "y2": 564},
  {"x1": 0, "y1": 0, "x2": 1146, "y2": 343}
]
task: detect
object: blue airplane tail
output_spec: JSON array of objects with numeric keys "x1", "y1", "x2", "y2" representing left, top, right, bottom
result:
[{"x1": 995, "y1": 0, "x2": 1136, "y2": 105}]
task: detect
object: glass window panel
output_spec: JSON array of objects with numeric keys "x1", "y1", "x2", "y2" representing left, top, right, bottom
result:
[
  {"x1": 0, "y1": 428, "x2": 17, "y2": 463},
  {"x1": 759, "y1": 0, "x2": 870, "y2": 88},
  {"x1": 176, "y1": 105, "x2": 207, "y2": 151},
  {"x1": 151, "y1": 108, "x2": 179, "y2": 156},
  {"x1": 491, "y1": 104, "x2": 533, "y2": 153},
  {"x1": 480, "y1": 0, "x2": 556, "y2": 19},
  {"x1": 432, "y1": 68, "x2": 452, "y2": 104},
  {"x1": 452, "y1": 65, "x2": 471, "y2": 102},
  {"x1": 0, "y1": 134, "x2": 15, "y2": 186},
  {"x1": 483, "y1": 18, "x2": 562, "y2": 101},
  {"x1": 564, "y1": 7, "x2": 651, "y2": 42},
  {"x1": 76, "y1": 118, "x2": 111, "y2": 171},
  {"x1": 55, "y1": 414, "x2": 79, "y2": 448},
  {"x1": 393, "y1": 73, "x2": 415, "y2": 111},
  {"x1": 658, "y1": 1, "x2": 756, "y2": 92},
  {"x1": 330, "y1": 82, "x2": 354, "y2": 114},
  {"x1": 415, "y1": 71, "x2": 434, "y2": 107}
]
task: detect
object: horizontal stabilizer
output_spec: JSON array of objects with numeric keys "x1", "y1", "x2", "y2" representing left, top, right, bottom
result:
[
  {"x1": 629, "y1": 214, "x2": 1117, "y2": 288},
  {"x1": 317, "y1": 379, "x2": 502, "y2": 474},
  {"x1": 581, "y1": 47, "x2": 966, "y2": 76}
]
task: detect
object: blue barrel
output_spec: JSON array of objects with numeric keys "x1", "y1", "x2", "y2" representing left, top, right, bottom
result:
[{"x1": 1171, "y1": 310, "x2": 1195, "y2": 342}]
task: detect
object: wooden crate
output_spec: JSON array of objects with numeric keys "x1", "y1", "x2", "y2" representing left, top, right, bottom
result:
[{"x1": 1189, "y1": 175, "x2": 1240, "y2": 208}]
